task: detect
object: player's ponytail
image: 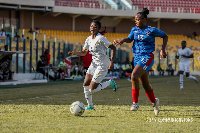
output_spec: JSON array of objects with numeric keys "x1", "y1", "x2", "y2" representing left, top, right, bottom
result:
[
  {"x1": 137, "y1": 8, "x2": 149, "y2": 20},
  {"x1": 99, "y1": 26, "x2": 107, "y2": 35}
]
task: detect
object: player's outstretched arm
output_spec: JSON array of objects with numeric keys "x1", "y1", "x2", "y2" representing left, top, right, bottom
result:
[
  {"x1": 182, "y1": 53, "x2": 194, "y2": 58},
  {"x1": 160, "y1": 34, "x2": 168, "y2": 59},
  {"x1": 68, "y1": 50, "x2": 87, "y2": 57},
  {"x1": 108, "y1": 44, "x2": 116, "y2": 70},
  {"x1": 113, "y1": 38, "x2": 132, "y2": 46}
]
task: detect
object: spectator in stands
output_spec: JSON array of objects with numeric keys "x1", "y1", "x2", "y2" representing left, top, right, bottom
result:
[
  {"x1": 43, "y1": 49, "x2": 51, "y2": 66},
  {"x1": 14, "y1": 32, "x2": 20, "y2": 40},
  {"x1": 78, "y1": 50, "x2": 92, "y2": 78},
  {"x1": 36, "y1": 55, "x2": 54, "y2": 80},
  {"x1": 57, "y1": 58, "x2": 68, "y2": 79},
  {"x1": 21, "y1": 35, "x2": 25, "y2": 40},
  {"x1": 0, "y1": 29, "x2": 6, "y2": 36},
  {"x1": 29, "y1": 28, "x2": 33, "y2": 33},
  {"x1": 166, "y1": 63, "x2": 174, "y2": 75},
  {"x1": 157, "y1": 64, "x2": 164, "y2": 75},
  {"x1": 114, "y1": 8, "x2": 168, "y2": 115},
  {"x1": 191, "y1": 32, "x2": 197, "y2": 38},
  {"x1": 35, "y1": 28, "x2": 40, "y2": 34},
  {"x1": 4, "y1": 45, "x2": 8, "y2": 51}
]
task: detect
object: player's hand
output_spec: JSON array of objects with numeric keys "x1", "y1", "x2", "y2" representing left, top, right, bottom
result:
[
  {"x1": 182, "y1": 55, "x2": 186, "y2": 57},
  {"x1": 160, "y1": 49, "x2": 166, "y2": 60},
  {"x1": 68, "y1": 51, "x2": 73, "y2": 56},
  {"x1": 113, "y1": 39, "x2": 123, "y2": 46}
]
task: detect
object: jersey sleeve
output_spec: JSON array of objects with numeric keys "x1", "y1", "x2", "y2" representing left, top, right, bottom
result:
[
  {"x1": 153, "y1": 27, "x2": 165, "y2": 37},
  {"x1": 187, "y1": 48, "x2": 192, "y2": 55},
  {"x1": 128, "y1": 28, "x2": 134, "y2": 41},
  {"x1": 83, "y1": 37, "x2": 89, "y2": 50},
  {"x1": 101, "y1": 36, "x2": 112, "y2": 48}
]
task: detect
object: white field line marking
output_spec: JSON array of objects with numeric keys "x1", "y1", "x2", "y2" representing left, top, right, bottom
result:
[{"x1": 0, "y1": 79, "x2": 194, "y2": 103}]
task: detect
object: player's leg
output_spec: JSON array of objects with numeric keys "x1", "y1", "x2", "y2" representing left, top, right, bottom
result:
[
  {"x1": 89, "y1": 67, "x2": 117, "y2": 93},
  {"x1": 130, "y1": 65, "x2": 146, "y2": 111},
  {"x1": 179, "y1": 62, "x2": 184, "y2": 90},
  {"x1": 179, "y1": 71, "x2": 184, "y2": 90},
  {"x1": 185, "y1": 64, "x2": 199, "y2": 83},
  {"x1": 83, "y1": 73, "x2": 93, "y2": 110},
  {"x1": 83, "y1": 63, "x2": 95, "y2": 110},
  {"x1": 139, "y1": 72, "x2": 159, "y2": 115}
]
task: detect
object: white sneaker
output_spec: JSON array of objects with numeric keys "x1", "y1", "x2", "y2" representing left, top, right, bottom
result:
[
  {"x1": 130, "y1": 102, "x2": 139, "y2": 111},
  {"x1": 153, "y1": 98, "x2": 159, "y2": 115}
]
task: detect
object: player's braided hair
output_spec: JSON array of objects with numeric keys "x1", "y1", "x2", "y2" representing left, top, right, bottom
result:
[{"x1": 137, "y1": 8, "x2": 149, "y2": 20}]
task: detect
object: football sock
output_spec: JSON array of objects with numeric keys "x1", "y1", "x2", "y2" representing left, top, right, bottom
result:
[
  {"x1": 180, "y1": 74, "x2": 183, "y2": 88},
  {"x1": 84, "y1": 86, "x2": 93, "y2": 106},
  {"x1": 132, "y1": 89, "x2": 139, "y2": 103},
  {"x1": 187, "y1": 75, "x2": 196, "y2": 80},
  {"x1": 145, "y1": 89, "x2": 156, "y2": 103},
  {"x1": 89, "y1": 81, "x2": 110, "y2": 93}
]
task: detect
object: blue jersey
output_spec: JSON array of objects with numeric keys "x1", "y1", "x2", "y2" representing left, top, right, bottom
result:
[{"x1": 128, "y1": 25, "x2": 165, "y2": 55}]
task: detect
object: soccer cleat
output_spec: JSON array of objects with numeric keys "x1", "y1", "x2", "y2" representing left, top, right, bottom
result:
[
  {"x1": 130, "y1": 102, "x2": 139, "y2": 111},
  {"x1": 109, "y1": 78, "x2": 118, "y2": 91},
  {"x1": 85, "y1": 105, "x2": 94, "y2": 110},
  {"x1": 180, "y1": 87, "x2": 184, "y2": 90},
  {"x1": 153, "y1": 98, "x2": 159, "y2": 115}
]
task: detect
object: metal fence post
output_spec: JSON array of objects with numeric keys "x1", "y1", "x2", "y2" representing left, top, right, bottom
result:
[
  {"x1": 42, "y1": 41, "x2": 44, "y2": 55},
  {"x1": 36, "y1": 40, "x2": 38, "y2": 68},
  {"x1": 23, "y1": 39, "x2": 26, "y2": 73},
  {"x1": 58, "y1": 42, "x2": 61, "y2": 64},
  {"x1": 53, "y1": 41, "x2": 55, "y2": 66},
  {"x1": 63, "y1": 42, "x2": 66, "y2": 58},
  {"x1": 16, "y1": 38, "x2": 19, "y2": 73},
  {"x1": 30, "y1": 40, "x2": 32, "y2": 73},
  {"x1": 9, "y1": 36, "x2": 12, "y2": 51}
]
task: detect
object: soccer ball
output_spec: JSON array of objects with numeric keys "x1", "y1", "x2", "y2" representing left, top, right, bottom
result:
[{"x1": 70, "y1": 101, "x2": 85, "y2": 116}]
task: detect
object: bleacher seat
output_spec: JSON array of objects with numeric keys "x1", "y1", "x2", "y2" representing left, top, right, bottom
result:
[{"x1": 131, "y1": 0, "x2": 200, "y2": 13}]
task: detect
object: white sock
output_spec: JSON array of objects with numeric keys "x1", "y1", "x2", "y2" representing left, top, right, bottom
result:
[
  {"x1": 180, "y1": 74, "x2": 183, "y2": 88},
  {"x1": 89, "y1": 81, "x2": 110, "y2": 93},
  {"x1": 84, "y1": 86, "x2": 93, "y2": 106},
  {"x1": 187, "y1": 75, "x2": 197, "y2": 80}
]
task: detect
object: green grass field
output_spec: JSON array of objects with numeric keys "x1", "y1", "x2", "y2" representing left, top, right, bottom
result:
[{"x1": 0, "y1": 76, "x2": 200, "y2": 133}]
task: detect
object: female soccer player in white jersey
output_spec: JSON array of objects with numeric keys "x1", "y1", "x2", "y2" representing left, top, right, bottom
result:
[
  {"x1": 68, "y1": 20, "x2": 118, "y2": 110},
  {"x1": 175, "y1": 40, "x2": 199, "y2": 90},
  {"x1": 114, "y1": 8, "x2": 168, "y2": 115}
]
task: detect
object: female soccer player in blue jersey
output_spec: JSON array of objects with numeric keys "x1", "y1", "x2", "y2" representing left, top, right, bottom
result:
[{"x1": 114, "y1": 8, "x2": 168, "y2": 115}]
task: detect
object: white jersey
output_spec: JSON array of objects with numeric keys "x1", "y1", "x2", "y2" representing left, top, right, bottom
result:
[
  {"x1": 83, "y1": 33, "x2": 111, "y2": 67},
  {"x1": 177, "y1": 47, "x2": 192, "y2": 63}
]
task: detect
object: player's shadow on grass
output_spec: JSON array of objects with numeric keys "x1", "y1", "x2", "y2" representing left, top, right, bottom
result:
[{"x1": 81, "y1": 115, "x2": 105, "y2": 118}]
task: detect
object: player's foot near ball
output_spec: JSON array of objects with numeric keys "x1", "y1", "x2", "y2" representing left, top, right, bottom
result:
[
  {"x1": 130, "y1": 102, "x2": 139, "y2": 111},
  {"x1": 109, "y1": 78, "x2": 118, "y2": 92},
  {"x1": 153, "y1": 98, "x2": 159, "y2": 115},
  {"x1": 85, "y1": 105, "x2": 94, "y2": 110}
]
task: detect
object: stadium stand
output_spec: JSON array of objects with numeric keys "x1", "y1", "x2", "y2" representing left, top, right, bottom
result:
[
  {"x1": 55, "y1": 0, "x2": 104, "y2": 9},
  {"x1": 19, "y1": 29, "x2": 200, "y2": 53},
  {"x1": 131, "y1": 0, "x2": 200, "y2": 13}
]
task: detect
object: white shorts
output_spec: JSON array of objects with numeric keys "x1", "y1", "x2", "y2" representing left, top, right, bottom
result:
[
  {"x1": 87, "y1": 62, "x2": 108, "y2": 83},
  {"x1": 179, "y1": 62, "x2": 191, "y2": 73}
]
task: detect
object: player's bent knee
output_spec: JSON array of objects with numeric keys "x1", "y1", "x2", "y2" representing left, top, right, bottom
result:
[{"x1": 131, "y1": 74, "x2": 139, "y2": 81}]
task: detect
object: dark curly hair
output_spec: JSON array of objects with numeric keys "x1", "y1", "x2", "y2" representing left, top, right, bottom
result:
[{"x1": 137, "y1": 8, "x2": 149, "y2": 20}]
